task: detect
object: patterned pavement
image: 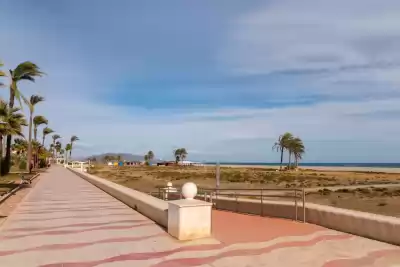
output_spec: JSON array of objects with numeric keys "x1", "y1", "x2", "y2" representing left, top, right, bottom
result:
[{"x1": 0, "y1": 166, "x2": 398, "y2": 267}]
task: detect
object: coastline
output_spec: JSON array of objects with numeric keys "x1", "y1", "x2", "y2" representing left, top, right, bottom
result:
[{"x1": 211, "y1": 164, "x2": 400, "y2": 174}]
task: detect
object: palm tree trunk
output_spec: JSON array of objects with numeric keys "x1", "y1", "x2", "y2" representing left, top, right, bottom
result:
[
  {"x1": 4, "y1": 83, "x2": 15, "y2": 175},
  {"x1": 70, "y1": 143, "x2": 73, "y2": 160},
  {"x1": 280, "y1": 147, "x2": 284, "y2": 170},
  {"x1": 27, "y1": 113, "x2": 33, "y2": 173},
  {"x1": 288, "y1": 151, "x2": 292, "y2": 168}
]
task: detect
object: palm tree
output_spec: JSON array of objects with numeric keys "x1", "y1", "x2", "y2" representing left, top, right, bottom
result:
[
  {"x1": 33, "y1": 115, "x2": 48, "y2": 168},
  {"x1": 174, "y1": 148, "x2": 181, "y2": 164},
  {"x1": 0, "y1": 100, "x2": 27, "y2": 175},
  {"x1": 5, "y1": 62, "x2": 43, "y2": 174},
  {"x1": 33, "y1": 115, "x2": 48, "y2": 141},
  {"x1": 147, "y1": 150, "x2": 154, "y2": 161},
  {"x1": 0, "y1": 61, "x2": 5, "y2": 87},
  {"x1": 12, "y1": 138, "x2": 28, "y2": 172},
  {"x1": 55, "y1": 141, "x2": 61, "y2": 160},
  {"x1": 12, "y1": 138, "x2": 28, "y2": 156},
  {"x1": 24, "y1": 95, "x2": 45, "y2": 172},
  {"x1": 290, "y1": 137, "x2": 305, "y2": 168},
  {"x1": 272, "y1": 132, "x2": 294, "y2": 170},
  {"x1": 65, "y1": 143, "x2": 72, "y2": 163},
  {"x1": 173, "y1": 148, "x2": 188, "y2": 164},
  {"x1": 42, "y1": 127, "x2": 54, "y2": 146},
  {"x1": 69, "y1": 135, "x2": 79, "y2": 160},
  {"x1": 52, "y1": 134, "x2": 61, "y2": 159}
]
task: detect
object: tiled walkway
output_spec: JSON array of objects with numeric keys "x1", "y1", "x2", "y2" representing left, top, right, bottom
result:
[{"x1": 0, "y1": 166, "x2": 399, "y2": 267}]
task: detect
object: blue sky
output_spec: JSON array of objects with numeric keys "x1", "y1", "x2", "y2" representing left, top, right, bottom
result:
[{"x1": 1, "y1": 0, "x2": 400, "y2": 162}]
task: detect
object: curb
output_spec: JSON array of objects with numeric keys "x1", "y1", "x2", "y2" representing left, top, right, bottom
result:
[{"x1": 0, "y1": 173, "x2": 41, "y2": 205}]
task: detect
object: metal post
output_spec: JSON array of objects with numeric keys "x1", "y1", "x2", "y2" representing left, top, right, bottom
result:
[
  {"x1": 235, "y1": 191, "x2": 238, "y2": 212},
  {"x1": 216, "y1": 162, "x2": 220, "y2": 194},
  {"x1": 302, "y1": 187, "x2": 306, "y2": 223},
  {"x1": 158, "y1": 187, "x2": 160, "y2": 199},
  {"x1": 215, "y1": 190, "x2": 218, "y2": 209},
  {"x1": 260, "y1": 189, "x2": 263, "y2": 217},
  {"x1": 204, "y1": 190, "x2": 207, "y2": 201},
  {"x1": 295, "y1": 189, "x2": 298, "y2": 221}
]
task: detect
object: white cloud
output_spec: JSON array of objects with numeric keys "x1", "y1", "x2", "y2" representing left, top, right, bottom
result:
[
  {"x1": 221, "y1": 0, "x2": 400, "y2": 92},
  {"x1": 2, "y1": 1, "x2": 400, "y2": 162}
]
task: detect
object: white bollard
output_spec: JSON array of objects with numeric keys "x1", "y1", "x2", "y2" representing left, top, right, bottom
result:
[{"x1": 168, "y1": 182, "x2": 212, "y2": 240}]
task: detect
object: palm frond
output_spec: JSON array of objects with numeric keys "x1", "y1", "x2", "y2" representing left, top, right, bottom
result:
[{"x1": 33, "y1": 115, "x2": 48, "y2": 126}]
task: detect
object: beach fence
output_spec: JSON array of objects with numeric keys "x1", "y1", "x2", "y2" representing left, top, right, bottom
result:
[{"x1": 150, "y1": 187, "x2": 306, "y2": 223}]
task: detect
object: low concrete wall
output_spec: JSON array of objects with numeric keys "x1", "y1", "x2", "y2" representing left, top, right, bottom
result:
[
  {"x1": 211, "y1": 195, "x2": 400, "y2": 246},
  {"x1": 67, "y1": 168, "x2": 168, "y2": 227}
]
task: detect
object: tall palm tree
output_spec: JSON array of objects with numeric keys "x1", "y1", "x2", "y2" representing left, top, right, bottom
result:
[
  {"x1": 65, "y1": 143, "x2": 72, "y2": 163},
  {"x1": 24, "y1": 95, "x2": 45, "y2": 172},
  {"x1": 174, "y1": 149, "x2": 181, "y2": 164},
  {"x1": 33, "y1": 115, "x2": 48, "y2": 168},
  {"x1": 33, "y1": 115, "x2": 48, "y2": 141},
  {"x1": 0, "y1": 61, "x2": 5, "y2": 87},
  {"x1": 55, "y1": 141, "x2": 62, "y2": 160},
  {"x1": 0, "y1": 100, "x2": 27, "y2": 175},
  {"x1": 69, "y1": 135, "x2": 79, "y2": 160},
  {"x1": 5, "y1": 62, "x2": 43, "y2": 174},
  {"x1": 272, "y1": 132, "x2": 294, "y2": 170},
  {"x1": 42, "y1": 127, "x2": 54, "y2": 146},
  {"x1": 52, "y1": 134, "x2": 61, "y2": 159},
  {"x1": 290, "y1": 137, "x2": 305, "y2": 168}
]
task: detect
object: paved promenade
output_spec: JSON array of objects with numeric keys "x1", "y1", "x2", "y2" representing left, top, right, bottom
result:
[{"x1": 0, "y1": 167, "x2": 399, "y2": 267}]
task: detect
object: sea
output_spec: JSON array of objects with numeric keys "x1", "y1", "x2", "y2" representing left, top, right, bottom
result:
[{"x1": 204, "y1": 162, "x2": 400, "y2": 168}]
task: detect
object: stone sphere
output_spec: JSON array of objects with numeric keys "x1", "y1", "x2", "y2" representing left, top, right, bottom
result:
[
  {"x1": 167, "y1": 182, "x2": 173, "y2": 187},
  {"x1": 181, "y1": 182, "x2": 197, "y2": 200}
]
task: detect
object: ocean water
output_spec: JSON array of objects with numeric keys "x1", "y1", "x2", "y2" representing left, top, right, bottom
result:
[{"x1": 205, "y1": 162, "x2": 400, "y2": 168}]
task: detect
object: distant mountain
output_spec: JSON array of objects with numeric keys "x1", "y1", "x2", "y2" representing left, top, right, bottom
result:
[{"x1": 83, "y1": 153, "x2": 161, "y2": 162}]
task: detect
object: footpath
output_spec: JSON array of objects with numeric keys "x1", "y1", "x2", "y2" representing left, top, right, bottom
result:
[{"x1": 0, "y1": 166, "x2": 398, "y2": 267}]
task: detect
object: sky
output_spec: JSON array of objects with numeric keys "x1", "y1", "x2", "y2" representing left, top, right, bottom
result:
[{"x1": 1, "y1": 0, "x2": 400, "y2": 162}]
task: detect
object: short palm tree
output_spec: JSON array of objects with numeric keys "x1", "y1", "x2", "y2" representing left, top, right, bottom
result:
[
  {"x1": 24, "y1": 95, "x2": 45, "y2": 172},
  {"x1": 69, "y1": 135, "x2": 79, "y2": 160},
  {"x1": 12, "y1": 138, "x2": 28, "y2": 156},
  {"x1": 173, "y1": 148, "x2": 187, "y2": 164},
  {"x1": 272, "y1": 132, "x2": 294, "y2": 170},
  {"x1": 42, "y1": 127, "x2": 54, "y2": 146},
  {"x1": 0, "y1": 100, "x2": 27, "y2": 175},
  {"x1": 147, "y1": 150, "x2": 154, "y2": 161},
  {"x1": 5, "y1": 62, "x2": 43, "y2": 174}
]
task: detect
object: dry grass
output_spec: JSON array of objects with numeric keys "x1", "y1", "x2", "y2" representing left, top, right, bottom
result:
[{"x1": 89, "y1": 164, "x2": 400, "y2": 217}]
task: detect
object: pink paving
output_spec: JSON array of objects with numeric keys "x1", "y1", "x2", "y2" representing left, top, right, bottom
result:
[{"x1": 0, "y1": 167, "x2": 399, "y2": 267}]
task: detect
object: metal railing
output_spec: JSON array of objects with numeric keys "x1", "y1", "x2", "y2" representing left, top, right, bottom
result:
[
  {"x1": 150, "y1": 187, "x2": 306, "y2": 223},
  {"x1": 198, "y1": 188, "x2": 306, "y2": 222}
]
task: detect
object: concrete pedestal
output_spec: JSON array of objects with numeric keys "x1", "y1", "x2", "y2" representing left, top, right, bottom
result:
[{"x1": 168, "y1": 199, "x2": 212, "y2": 240}]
